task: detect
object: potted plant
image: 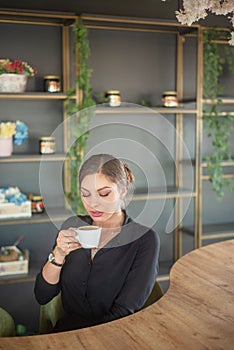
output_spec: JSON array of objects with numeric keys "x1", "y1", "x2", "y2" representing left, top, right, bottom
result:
[
  {"x1": 0, "y1": 59, "x2": 38, "y2": 93},
  {"x1": 0, "y1": 120, "x2": 28, "y2": 157}
]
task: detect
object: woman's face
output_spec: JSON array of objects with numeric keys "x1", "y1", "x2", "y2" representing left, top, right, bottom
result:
[{"x1": 80, "y1": 173, "x2": 124, "y2": 223}]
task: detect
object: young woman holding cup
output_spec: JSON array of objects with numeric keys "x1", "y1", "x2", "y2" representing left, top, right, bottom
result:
[{"x1": 34, "y1": 154, "x2": 160, "y2": 332}]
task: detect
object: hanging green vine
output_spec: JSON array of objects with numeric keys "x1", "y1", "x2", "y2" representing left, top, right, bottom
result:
[
  {"x1": 65, "y1": 21, "x2": 95, "y2": 214},
  {"x1": 203, "y1": 29, "x2": 234, "y2": 199}
]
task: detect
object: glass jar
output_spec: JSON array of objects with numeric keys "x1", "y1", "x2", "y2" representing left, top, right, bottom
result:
[
  {"x1": 162, "y1": 91, "x2": 178, "y2": 107},
  {"x1": 39, "y1": 136, "x2": 55, "y2": 154},
  {"x1": 105, "y1": 90, "x2": 121, "y2": 107},
  {"x1": 44, "y1": 75, "x2": 61, "y2": 93},
  {"x1": 31, "y1": 195, "x2": 44, "y2": 214}
]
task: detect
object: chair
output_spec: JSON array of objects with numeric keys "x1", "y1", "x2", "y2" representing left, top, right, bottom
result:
[
  {"x1": 0, "y1": 307, "x2": 15, "y2": 337},
  {"x1": 39, "y1": 281, "x2": 163, "y2": 333},
  {"x1": 142, "y1": 280, "x2": 164, "y2": 309},
  {"x1": 39, "y1": 293, "x2": 64, "y2": 334}
]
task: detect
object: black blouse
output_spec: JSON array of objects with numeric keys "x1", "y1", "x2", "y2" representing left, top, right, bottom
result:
[{"x1": 34, "y1": 213, "x2": 160, "y2": 332}]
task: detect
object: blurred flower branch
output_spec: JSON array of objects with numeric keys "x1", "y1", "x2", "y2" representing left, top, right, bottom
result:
[{"x1": 176, "y1": 0, "x2": 234, "y2": 45}]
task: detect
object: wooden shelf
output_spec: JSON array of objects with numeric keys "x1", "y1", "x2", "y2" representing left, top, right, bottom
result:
[
  {"x1": 202, "y1": 159, "x2": 234, "y2": 167},
  {"x1": 82, "y1": 13, "x2": 199, "y2": 34},
  {"x1": 203, "y1": 98, "x2": 234, "y2": 105},
  {"x1": 0, "y1": 207, "x2": 71, "y2": 226},
  {"x1": 202, "y1": 174, "x2": 234, "y2": 180},
  {"x1": 0, "y1": 263, "x2": 41, "y2": 285},
  {"x1": 0, "y1": 92, "x2": 71, "y2": 100},
  {"x1": 203, "y1": 111, "x2": 234, "y2": 117},
  {"x1": 0, "y1": 153, "x2": 66, "y2": 163},
  {"x1": 133, "y1": 187, "x2": 196, "y2": 201},
  {"x1": 202, "y1": 223, "x2": 234, "y2": 240},
  {"x1": 182, "y1": 222, "x2": 234, "y2": 240},
  {"x1": 0, "y1": 259, "x2": 174, "y2": 285},
  {"x1": 0, "y1": 10, "x2": 77, "y2": 26},
  {"x1": 0, "y1": 257, "x2": 174, "y2": 285},
  {"x1": 95, "y1": 106, "x2": 197, "y2": 115},
  {"x1": 157, "y1": 260, "x2": 174, "y2": 282}
]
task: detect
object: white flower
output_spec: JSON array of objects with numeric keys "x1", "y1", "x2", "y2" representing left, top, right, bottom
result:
[
  {"x1": 229, "y1": 31, "x2": 234, "y2": 45},
  {"x1": 176, "y1": 0, "x2": 234, "y2": 45}
]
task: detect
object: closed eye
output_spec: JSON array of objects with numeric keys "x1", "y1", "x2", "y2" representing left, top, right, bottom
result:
[
  {"x1": 99, "y1": 191, "x2": 111, "y2": 197},
  {"x1": 81, "y1": 192, "x2": 90, "y2": 198}
]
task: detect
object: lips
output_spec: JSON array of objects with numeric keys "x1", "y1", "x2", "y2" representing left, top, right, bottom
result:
[{"x1": 90, "y1": 210, "x2": 103, "y2": 217}]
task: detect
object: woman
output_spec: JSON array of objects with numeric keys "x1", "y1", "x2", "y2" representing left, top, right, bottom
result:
[{"x1": 34, "y1": 154, "x2": 160, "y2": 332}]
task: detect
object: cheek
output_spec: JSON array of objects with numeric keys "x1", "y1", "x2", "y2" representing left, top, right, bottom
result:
[
  {"x1": 102, "y1": 193, "x2": 122, "y2": 211},
  {"x1": 81, "y1": 197, "x2": 92, "y2": 209}
]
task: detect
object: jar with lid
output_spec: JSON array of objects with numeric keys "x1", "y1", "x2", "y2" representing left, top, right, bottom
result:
[
  {"x1": 31, "y1": 195, "x2": 44, "y2": 214},
  {"x1": 162, "y1": 91, "x2": 178, "y2": 107},
  {"x1": 39, "y1": 137, "x2": 55, "y2": 154},
  {"x1": 44, "y1": 75, "x2": 61, "y2": 93},
  {"x1": 105, "y1": 90, "x2": 121, "y2": 107}
]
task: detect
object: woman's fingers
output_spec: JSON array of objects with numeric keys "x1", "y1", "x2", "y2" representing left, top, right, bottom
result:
[
  {"x1": 56, "y1": 228, "x2": 80, "y2": 253},
  {"x1": 66, "y1": 241, "x2": 82, "y2": 251}
]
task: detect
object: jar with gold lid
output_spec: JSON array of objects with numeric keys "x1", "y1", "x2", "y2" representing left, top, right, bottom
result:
[
  {"x1": 44, "y1": 75, "x2": 61, "y2": 93},
  {"x1": 31, "y1": 195, "x2": 44, "y2": 214},
  {"x1": 39, "y1": 136, "x2": 55, "y2": 154},
  {"x1": 162, "y1": 91, "x2": 178, "y2": 107},
  {"x1": 105, "y1": 90, "x2": 121, "y2": 107}
]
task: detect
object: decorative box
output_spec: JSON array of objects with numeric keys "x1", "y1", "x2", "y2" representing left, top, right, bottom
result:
[
  {"x1": 0, "y1": 201, "x2": 31, "y2": 219},
  {"x1": 0, "y1": 246, "x2": 29, "y2": 276},
  {"x1": 0, "y1": 187, "x2": 31, "y2": 219}
]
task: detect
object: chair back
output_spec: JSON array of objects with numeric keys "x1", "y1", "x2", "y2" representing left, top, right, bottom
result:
[
  {"x1": 0, "y1": 307, "x2": 15, "y2": 337},
  {"x1": 39, "y1": 293, "x2": 64, "y2": 334},
  {"x1": 142, "y1": 281, "x2": 164, "y2": 309}
]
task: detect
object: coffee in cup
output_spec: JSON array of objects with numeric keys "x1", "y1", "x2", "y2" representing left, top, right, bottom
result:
[{"x1": 76, "y1": 225, "x2": 101, "y2": 248}]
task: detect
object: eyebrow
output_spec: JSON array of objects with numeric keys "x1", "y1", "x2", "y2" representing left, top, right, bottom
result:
[
  {"x1": 81, "y1": 186, "x2": 111, "y2": 192},
  {"x1": 97, "y1": 186, "x2": 111, "y2": 191}
]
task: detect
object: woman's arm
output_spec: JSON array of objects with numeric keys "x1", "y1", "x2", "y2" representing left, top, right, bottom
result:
[
  {"x1": 103, "y1": 229, "x2": 160, "y2": 322},
  {"x1": 42, "y1": 228, "x2": 79, "y2": 285},
  {"x1": 34, "y1": 223, "x2": 81, "y2": 305}
]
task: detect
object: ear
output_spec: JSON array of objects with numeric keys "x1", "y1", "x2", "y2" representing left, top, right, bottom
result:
[{"x1": 120, "y1": 187, "x2": 127, "y2": 199}]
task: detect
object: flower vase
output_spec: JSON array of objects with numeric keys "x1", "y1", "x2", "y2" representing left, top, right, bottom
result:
[
  {"x1": 0, "y1": 74, "x2": 27, "y2": 93},
  {"x1": 0, "y1": 136, "x2": 13, "y2": 157}
]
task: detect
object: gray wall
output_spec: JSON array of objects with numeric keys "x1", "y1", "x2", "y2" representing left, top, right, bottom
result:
[{"x1": 0, "y1": 17, "x2": 233, "y2": 333}]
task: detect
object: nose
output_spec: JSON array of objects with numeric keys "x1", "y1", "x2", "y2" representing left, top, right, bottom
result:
[{"x1": 85, "y1": 194, "x2": 100, "y2": 209}]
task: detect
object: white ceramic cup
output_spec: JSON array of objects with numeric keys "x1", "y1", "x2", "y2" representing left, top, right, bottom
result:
[{"x1": 76, "y1": 225, "x2": 102, "y2": 248}]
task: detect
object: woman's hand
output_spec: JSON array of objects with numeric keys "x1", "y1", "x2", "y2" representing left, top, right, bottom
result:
[{"x1": 55, "y1": 227, "x2": 82, "y2": 260}]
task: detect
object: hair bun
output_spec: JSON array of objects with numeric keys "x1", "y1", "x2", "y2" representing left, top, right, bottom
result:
[{"x1": 124, "y1": 163, "x2": 135, "y2": 183}]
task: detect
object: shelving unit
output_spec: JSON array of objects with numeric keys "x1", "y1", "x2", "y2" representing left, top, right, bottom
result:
[
  {"x1": 0, "y1": 10, "x2": 77, "y2": 295},
  {"x1": 197, "y1": 99, "x2": 234, "y2": 246},
  {"x1": 0, "y1": 12, "x2": 201, "y2": 292},
  {"x1": 81, "y1": 14, "x2": 201, "y2": 270},
  {"x1": 182, "y1": 30, "x2": 234, "y2": 249},
  {"x1": 0, "y1": 11, "x2": 80, "y2": 332},
  {"x1": 0, "y1": 207, "x2": 71, "y2": 226}
]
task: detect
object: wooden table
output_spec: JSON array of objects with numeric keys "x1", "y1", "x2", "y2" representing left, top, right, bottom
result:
[{"x1": 1, "y1": 240, "x2": 234, "y2": 350}]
